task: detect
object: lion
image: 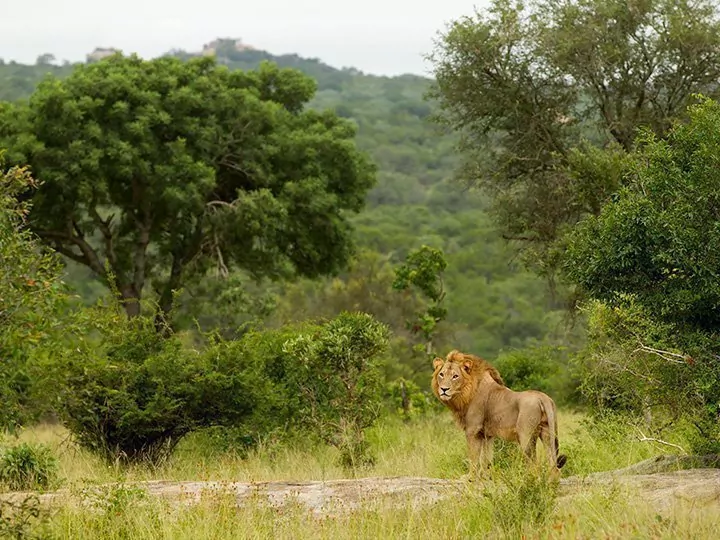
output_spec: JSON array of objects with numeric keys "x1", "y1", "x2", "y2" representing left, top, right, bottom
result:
[{"x1": 431, "y1": 349, "x2": 567, "y2": 475}]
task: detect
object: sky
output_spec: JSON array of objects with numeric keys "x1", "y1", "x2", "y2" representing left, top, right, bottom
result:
[{"x1": 3, "y1": 1, "x2": 488, "y2": 76}]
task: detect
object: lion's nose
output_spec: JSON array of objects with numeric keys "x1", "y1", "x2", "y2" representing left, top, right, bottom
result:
[{"x1": 440, "y1": 387, "x2": 450, "y2": 393}]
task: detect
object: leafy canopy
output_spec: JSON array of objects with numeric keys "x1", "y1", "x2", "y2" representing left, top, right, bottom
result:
[
  {"x1": 566, "y1": 96, "x2": 720, "y2": 333},
  {"x1": 429, "y1": 0, "x2": 720, "y2": 274},
  {"x1": 393, "y1": 245, "x2": 448, "y2": 356},
  {"x1": 0, "y1": 54, "x2": 376, "y2": 320}
]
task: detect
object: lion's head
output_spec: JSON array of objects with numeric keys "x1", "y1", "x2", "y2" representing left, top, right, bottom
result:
[{"x1": 431, "y1": 349, "x2": 505, "y2": 409}]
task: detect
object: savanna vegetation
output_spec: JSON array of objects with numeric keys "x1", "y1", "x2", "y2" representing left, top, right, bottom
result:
[{"x1": 2, "y1": 0, "x2": 720, "y2": 536}]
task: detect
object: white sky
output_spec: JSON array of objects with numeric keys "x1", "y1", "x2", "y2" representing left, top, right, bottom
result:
[{"x1": 3, "y1": 1, "x2": 488, "y2": 76}]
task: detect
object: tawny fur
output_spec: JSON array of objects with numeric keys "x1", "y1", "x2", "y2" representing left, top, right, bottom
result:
[{"x1": 431, "y1": 349, "x2": 567, "y2": 475}]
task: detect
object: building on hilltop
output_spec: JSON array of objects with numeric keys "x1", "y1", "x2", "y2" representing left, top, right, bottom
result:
[
  {"x1": 87, "y1": 47, "x2": 120, "y2": 63},
  {"x1": 201, "y1": 38, "x2": 255, "y2": 57}
]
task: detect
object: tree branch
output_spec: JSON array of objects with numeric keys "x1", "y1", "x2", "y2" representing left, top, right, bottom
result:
[
  {"x1": 635, "y1": 428, "x2": 687, "y2": 455},
  {"x1": 633, "y1": 343, "x2": 693, "y2": 365},
  {"x1": 35, "y1": 228, "x2": 107, "y2": 278},
  {"x1": 88, "y1": 205, "x2": 118, "y2": 267}
]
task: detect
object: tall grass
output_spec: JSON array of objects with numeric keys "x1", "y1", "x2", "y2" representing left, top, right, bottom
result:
[{"x1": 5, "y1": 410, "x2": 719, "y2": 538}]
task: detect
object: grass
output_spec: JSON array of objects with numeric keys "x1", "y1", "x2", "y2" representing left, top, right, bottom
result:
[{"x1": 3, "y1": 409, "x2": 719, "y2": 538}]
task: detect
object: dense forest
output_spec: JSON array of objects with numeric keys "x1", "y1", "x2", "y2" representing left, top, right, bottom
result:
[{"x1": 0, "y1": 42, "x2": 570, "y2": 381}]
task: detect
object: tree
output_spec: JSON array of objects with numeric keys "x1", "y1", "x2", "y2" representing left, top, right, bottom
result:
[
  {"x1": 0, "y1": 54, "x2": 376, "y2": 324},
  {"x1": 35, "y1": 54, "x2": 55, "y2": 66},
  {"x1": 0, "y1": 155, "x2": 70, "y2": 430},
  {"x1": 429, "y1": 0, "x2": 720, "y2": 277},
  {"x1": 564, "y1": 97, "x2": 720, "y2": 451},
  {"x1": 392, "y1": 245, "x2": 448, "y2": 357},
  {"x1": 282, "y1": 311, "x2": 390, "y2": 468}
]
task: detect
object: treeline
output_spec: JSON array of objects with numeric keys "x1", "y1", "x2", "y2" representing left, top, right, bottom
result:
[{"x1": 0, "y1": 42, "x2": 568, "y2": 375}]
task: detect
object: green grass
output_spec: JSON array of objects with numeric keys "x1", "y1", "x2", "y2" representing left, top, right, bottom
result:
[{"x1": 3, "y1": 410, "x2": 719, "y2": 539}]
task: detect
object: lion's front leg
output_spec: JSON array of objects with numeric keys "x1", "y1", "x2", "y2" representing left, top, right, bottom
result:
[{"x1": 466, "y1": 431, "x2": 493, "y2": 479}]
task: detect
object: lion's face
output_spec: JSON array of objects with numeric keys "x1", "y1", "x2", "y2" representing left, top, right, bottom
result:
[{"x1": 432, "y1": 357, "x2": 472, "y2": 402}]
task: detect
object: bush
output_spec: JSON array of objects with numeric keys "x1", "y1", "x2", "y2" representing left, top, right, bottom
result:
[
  {"x1": 494, "y1": 345, "x2": 581, "y2": 406},
  {"x1": 0, "y1": 158, "x2": 71, "y2": 432},
  {"x1": 385, "y1": 378, "x2": 433, "y2": 421},
  {"x1": 282, "y1": 311, "x2": 390, "y2": 468},
  {"x1": 55, "y1": 303, "x2": 390, "y2": 466},
  {"x1": 56, "y1": 304, "x2": 268, "y2": 464},
  {"x1": 0, "y1": 443, "x2": 58, "y2": 492}
]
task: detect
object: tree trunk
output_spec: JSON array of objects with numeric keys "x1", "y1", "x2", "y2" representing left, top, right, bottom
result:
[
  {"x1": 120, "y1": 284, "x2": 141, "y2": 318},
  {"x1": 154, "y1": 254, "x2": 185, "y2": 336}
]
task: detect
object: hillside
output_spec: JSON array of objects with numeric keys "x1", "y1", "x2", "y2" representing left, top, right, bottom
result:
[{"x1": 0, "y1": 43, "x2": 569, "y2": 371}]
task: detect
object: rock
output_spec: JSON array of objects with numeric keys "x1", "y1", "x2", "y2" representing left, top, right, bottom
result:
[{"x1": 3, "y1": 463, "x2": 719, "y2": 516}]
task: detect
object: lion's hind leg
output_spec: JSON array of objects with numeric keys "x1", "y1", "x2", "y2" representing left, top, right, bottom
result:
[
  {"x1": 540, "y1": 425, "x2": 566, "y2": 469},
  {"x1": 518, "y1": 427, "x2": 539, "y2": 463},
  {"x1": 516, "y1": 406, "x2": 542, "y2": 465}
]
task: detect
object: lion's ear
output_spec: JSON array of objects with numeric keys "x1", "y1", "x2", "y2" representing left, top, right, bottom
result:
[
  {"x1": 433, "y1": 357, "x2": 444, "y2": 370},
  {"x1": 462, "y1": 361, "x2": 472, "y2": 374}
]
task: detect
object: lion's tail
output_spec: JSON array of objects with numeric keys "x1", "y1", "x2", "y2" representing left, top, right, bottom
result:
[{"x1": 541, "y1": 396, "x2": 567, "y2": 469}]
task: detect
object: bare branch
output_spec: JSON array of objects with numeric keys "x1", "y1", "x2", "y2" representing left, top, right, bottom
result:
[
  {"x1": 635, "y1": 428, "x2": 688, "y2": 455},
  {"x1": 206, "y1": 200, "x2": 236, "y2": 210},
  {"x1": 633, "y1": 343, "x2": 692, "y2": 365}
]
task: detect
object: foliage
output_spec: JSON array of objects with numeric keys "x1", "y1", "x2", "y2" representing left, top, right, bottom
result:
[
  {"x1": 494, "y1": 345, "x2": 580, "y2": 406},
  {"x1": 282, "y1": 312, "x2": 390, "y2": 468},
  {"x1": 0, "y1": 156, "x2": 71, "y2": 431},
  {"x1": 0, "y1": 46, "x2": 579, "y2": 412},
  {"x1": 0, "y1": 54, "x2": 376, "y2": 322},
  {"x1": 565, "y1": 97, "x2": 720, "y2": 451},
  {"x1": 0, "y1": 443, "x2": 58, "y2": 491},
  {"x1": 392, "y1": 245, "x2": 448, "y2": 357},
  {"x1": 384, "y1": 378, "x2": 434, "y2": 421},
  {"x1": 0, "y1": 46, "x2": 570, "y2": 373},
  {"x1": 55, "y1": 300, "x2": 271, "y2": 464},
  {"x1": 429, "y1": 0, "x2": 720, "y2": 276}
]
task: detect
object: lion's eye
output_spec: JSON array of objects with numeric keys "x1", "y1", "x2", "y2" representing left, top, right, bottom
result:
[
  {"x1": 452, "y1": 374, "x2": 459, "y2": 380},
  {"x1": 438, "y1": 372, "x2": 444, "y2": 378}
]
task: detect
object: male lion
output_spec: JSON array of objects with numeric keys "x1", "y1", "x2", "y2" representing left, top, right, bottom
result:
[{"x1": 432, "y1": 349, "x2": 567, "y2": 475}]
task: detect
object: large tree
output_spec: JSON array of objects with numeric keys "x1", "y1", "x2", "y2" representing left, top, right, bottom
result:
[
  {"x1": 429, "y1": 0, "x2": 720, "y2": 277},
  {"x1": 0, "y1": 54, "x2": 376, "y2": 322}
]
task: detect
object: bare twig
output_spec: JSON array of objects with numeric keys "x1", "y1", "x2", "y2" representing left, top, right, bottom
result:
[
  {"x1": 635, "y1": 428, "x2": 688, "y2": 455},
  {"x1": 206, "y1": 200, "x2": 236, "y2": 209},
  {"x1": 633, "y1": 343, "x2": 692, "y2": 365}
]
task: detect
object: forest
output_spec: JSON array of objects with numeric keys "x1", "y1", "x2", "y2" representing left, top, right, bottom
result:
[{"x1": 1, "y1": 0, "x2": 720, "y2": 537}]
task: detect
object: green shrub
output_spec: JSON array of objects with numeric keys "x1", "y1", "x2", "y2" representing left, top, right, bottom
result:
[
  {"x1": 0, "y1": 158, "x2": 72, "y2": 432},
  {"x1": 56, "y1": 306, "x2": 268, "y2": 464},
  {"x1": 0, "y1": 443, "x2": 58, "y2": 492},
  {"x1": 495, "y1": 345, "x2": 581, "y2": 406},
  {"x1": 282, "y1": 311, "x2": 390, "y2": 468},
  {"x1": 55, "y1": 303, "x2": 390, "y2": 466},
  {"x1": 385, "y1": 378, "x2": 433, "y2": 421}
]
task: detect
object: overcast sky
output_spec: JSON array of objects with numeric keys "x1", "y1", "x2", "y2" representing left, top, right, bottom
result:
[{"x1": 3, "y1": 1, "x2": 488, "y2": 76}]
